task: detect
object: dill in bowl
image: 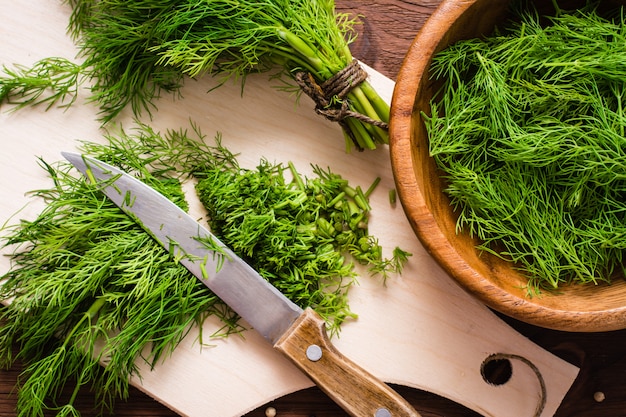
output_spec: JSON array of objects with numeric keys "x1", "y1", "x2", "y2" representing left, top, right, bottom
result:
[{"x1": 424, "y1": 1, "x2": 626, "y2": 292}]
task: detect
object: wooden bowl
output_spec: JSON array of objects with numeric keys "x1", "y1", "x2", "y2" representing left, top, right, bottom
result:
[{"x1": 389, "y1": 0, "x2": 626, "y2": 332}]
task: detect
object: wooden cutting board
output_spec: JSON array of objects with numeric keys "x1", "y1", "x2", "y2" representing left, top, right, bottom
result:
[{"x1": 0, "y1": 2, "x2": 579, "y2": 416}]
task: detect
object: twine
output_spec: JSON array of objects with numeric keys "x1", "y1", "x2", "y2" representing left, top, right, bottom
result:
[{"x1": 295, "y1": 60, "x2": 388, "y2": 149}]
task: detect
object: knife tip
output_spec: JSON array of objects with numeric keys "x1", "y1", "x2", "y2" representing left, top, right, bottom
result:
[
  {"x1": 61, "y1": 151, "x2": 79, "y2": 161},
  {"x1": 61, "y1": 151, "x2": 89, "y2": 174}
]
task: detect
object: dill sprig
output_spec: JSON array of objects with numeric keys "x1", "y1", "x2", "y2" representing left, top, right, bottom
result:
[
  {"x1": 424, "y1": 1, "x2": 626, "y2": 293},
  {"x1": 0, "y1": 57, "x2": 83, "y2": 111},
  {"x1": 1, "y1": 121, "x2": 409, "y2": 414}
]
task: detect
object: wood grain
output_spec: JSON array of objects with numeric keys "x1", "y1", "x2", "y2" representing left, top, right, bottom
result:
[
  {"x1": 274, "y1": 308, "x2": 421, "y2": 417},
  {"x1": 0, "y1": 1, "x2": 625, "y2": 416}
]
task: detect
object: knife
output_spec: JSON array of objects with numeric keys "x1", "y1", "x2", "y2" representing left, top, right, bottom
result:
[{"x1": 62, "y1": 152, "x2": 421, "y2": 417}]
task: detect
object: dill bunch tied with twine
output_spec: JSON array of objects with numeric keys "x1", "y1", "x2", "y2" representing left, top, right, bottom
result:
[{"x1": 16, "y1": 0, "x2": 388, "y2": 151}]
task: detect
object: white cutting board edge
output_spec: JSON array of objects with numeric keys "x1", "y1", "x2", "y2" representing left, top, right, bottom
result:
[{"x1": 0, "y1": 2, "x2": 579, "y2": 417}]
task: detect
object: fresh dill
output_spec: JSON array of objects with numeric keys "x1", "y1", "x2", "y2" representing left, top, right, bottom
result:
[
  {"x1": 424, "y1": 1, "x2": 626, "y2": 292},
  {"x1": 1, "y1": 1, "x2": 389, "y2": 151},
  {"x1": 0, "y1": 141, "x2": 233, "y2": 416},
  {"x1": 0, "y1": 57, "x2": 82, "y2": 111}
]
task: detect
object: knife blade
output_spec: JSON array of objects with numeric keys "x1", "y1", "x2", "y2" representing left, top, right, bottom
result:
[{"x1": 62, "y1": 152, "x2": 421, "y2": 417}]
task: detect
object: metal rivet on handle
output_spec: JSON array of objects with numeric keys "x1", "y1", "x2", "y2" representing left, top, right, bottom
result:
[
  {"x1": 375, "y1": 408, "x2": 392, "y2": 417},
  {"x1": 305, "y1": 344, "x2": 323, "y2": 362}
]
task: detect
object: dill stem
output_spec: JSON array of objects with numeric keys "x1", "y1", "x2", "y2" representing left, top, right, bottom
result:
[
  {"x1": 364, "y1": 177, "x2": 381, "y2": 198},
  {"x1": 345, "y1": 117, "x2": 376, "y2": 150},
  {"x1": 288, "y1": 161, "x2": 305, "y2": 190},
  {"x1": 326, "y1": 192, "x2": 346, "y2": 208},
  {"x1": 348, "y1": 87, "x2": 389, "y2": 142},
  {"x1": 388, "y1": 189, "x2": 397, "y2": 205},
  {"x1": 360, "y1": 81, "x2": 390, "y2": 124},
  {"x1": 277, "y1": 27, "x2": 328, "y2": 76},
  {"x1": 67, "y1": 372, "x2": 84, "y2": 408},
  {"x1": 262, "y1": 44, "x2": 319, "y2": 75},
  {"x1": 85, "y1": 297, "x2": 106, "y2": 321},
  {"x1": 353, "y1": 187, "x2": 370, "y2": 212}
]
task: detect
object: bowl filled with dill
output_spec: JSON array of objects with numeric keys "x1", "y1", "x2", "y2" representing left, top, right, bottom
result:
[{"x1": 390, "y1": 0, "x2": 626, "y2": 332}]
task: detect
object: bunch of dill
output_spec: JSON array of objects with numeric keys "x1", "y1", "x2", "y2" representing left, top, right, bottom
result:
[
  {"x1": 424, "y1": 1, "x2": 626, "y2": 292},
  {"x1": 1, "y1": 0, "x2": 389, "y2": 151}
]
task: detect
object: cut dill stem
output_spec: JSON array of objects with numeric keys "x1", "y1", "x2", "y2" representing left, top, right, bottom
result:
[{"x1": 424, "y1": 0, "x2": 626, "y2": 293}]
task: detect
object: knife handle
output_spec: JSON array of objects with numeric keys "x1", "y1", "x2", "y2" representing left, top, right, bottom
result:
[{"x1": 274, "y1": 308, "x2": 421, "y2": 417}]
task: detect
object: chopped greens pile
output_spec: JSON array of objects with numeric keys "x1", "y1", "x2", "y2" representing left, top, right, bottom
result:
[
  {"x1": 424, "y1": 1, "x2": 626, "y2": 292},
  {"x1": 195, "y1": 157, "x2": 410, "y2": 325},
  {"x1": 0, "y1": 123, "x2": 409, "y2": 416},
  {"x1": 0, "y1": 0, "x2": 389, "y2": 151}
]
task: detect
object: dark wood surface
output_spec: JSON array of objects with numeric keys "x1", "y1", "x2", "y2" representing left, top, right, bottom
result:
[{"x1": 2, "y1": 1, "x2": 626, "y2": 416}]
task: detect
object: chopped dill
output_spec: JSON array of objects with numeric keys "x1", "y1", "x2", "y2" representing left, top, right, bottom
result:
[{"x1": 195, "y1": 158, "x2": 410, "y2": 329}]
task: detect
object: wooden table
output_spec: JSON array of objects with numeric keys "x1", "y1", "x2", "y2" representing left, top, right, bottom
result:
[{"x1": 1, "y1": 1, "x2": 625, "y2": 416}]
